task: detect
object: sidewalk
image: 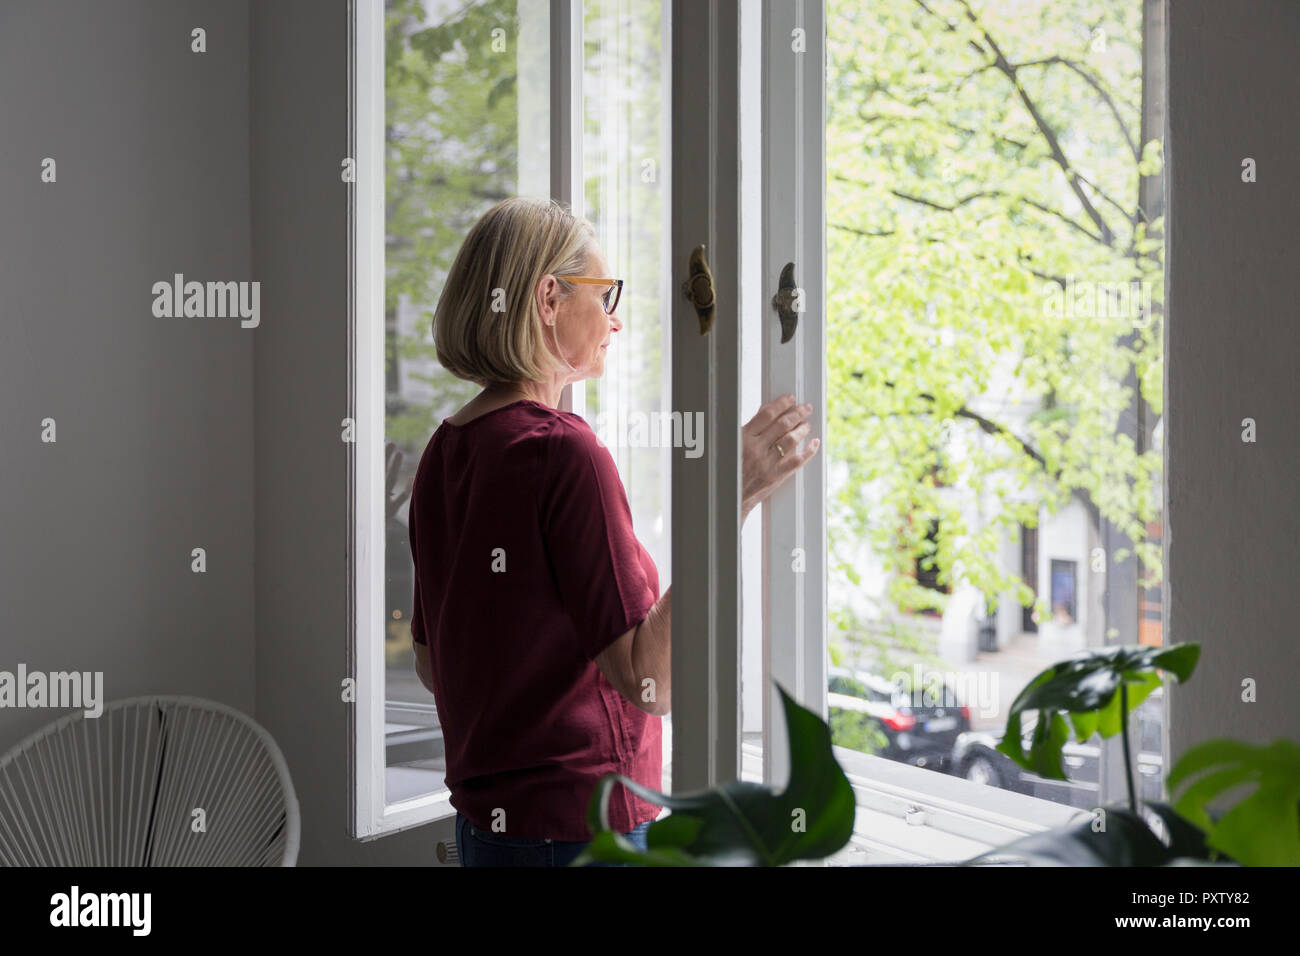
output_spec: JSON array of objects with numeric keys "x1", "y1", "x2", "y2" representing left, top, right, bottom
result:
[{"x1": 955, "y1": 631, "x2": 1063, "y2": 732}]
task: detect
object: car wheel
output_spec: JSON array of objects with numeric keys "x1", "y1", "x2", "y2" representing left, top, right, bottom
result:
[{"x1": 964, "y1": 756, "x2": 1000, "y2": 787}]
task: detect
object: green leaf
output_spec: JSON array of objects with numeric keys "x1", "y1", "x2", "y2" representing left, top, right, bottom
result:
[
  {"x1": 576, "y1": 683, "x2": 857, "y2": 866},
  {"x1": 1166, "y1": 738, "x2": 1262, "y2": 790},
  {"x1": 1142, "y1": 801, "x2": 1220, "y2": 861},
  {"x1": 970, "y1": 801, "x2": 1227, "y2": 867},
  {"x1": 969, "y1": 807, "x2": 1176, "y2": 866},
  {"x1": 997, "y1": 644, "x2": 1198, "y2": 780},
  {"x1": 645, "y1": 813, "x2": 703, "y2": 849},
  {"x1": 1069, "y1": 709, "x2": 1099, "y2": 741},
  {"x1": 1168, "y1": 738, "x2": 1300, "y2": 866}
]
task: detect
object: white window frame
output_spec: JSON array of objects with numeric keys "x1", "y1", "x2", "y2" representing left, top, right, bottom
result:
[
  {"x1": 349, "y1": 0, "x2": 1139, "y2": 849},
  {"x1": 347, "y1": 0, "x2": 658, "y2": 840},
  {"x1": 746, "y1": 0, "x2": 1118, "y2": 853},
  {"x1": 349, "y1": 0, "x2": 459, "y2": 839},
  {"x1": 668, "y1": 0, "x2": 744, "y2": 792},
  {"x1": 349, "y1": 0, "x2": 582, "y2": 839},
  {"x1": 757, "y1": 0, "x2": 828, "y2": 784}
]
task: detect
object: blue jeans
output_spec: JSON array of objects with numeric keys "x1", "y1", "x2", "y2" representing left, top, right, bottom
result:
[{"x1": 454, "y1": 811, "x2": 652, "y2": 867}]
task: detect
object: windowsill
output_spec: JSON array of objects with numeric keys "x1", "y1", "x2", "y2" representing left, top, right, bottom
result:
[
  {"x1": 663, "y1": 737, "x2": 1083, "y2": 864},
  {"x1": 822, "y1": 745, "x2": 1085, "y2": 865}
]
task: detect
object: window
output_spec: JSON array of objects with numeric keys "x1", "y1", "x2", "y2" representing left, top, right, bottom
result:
[
  {"x1": 913, "y1": 518, "x2": 949, "y2": 599},
  {"x1": 822, "y1": 0, "x2": 1168, "y2": 822},
  {"x1": 1050, "y1": 558, "x2": 1078, "y2": 626},
  {"x1": 350, "y1": 0, "x2": 672, "y2": 837},
  {"x1": 351, "y1": 0, "x2": 556, "y2": 836},
  {"x1": 352, "y1": 0, "x2": 1168, "y2": 851},
  {"x1": 580, "y1": 0, "x2": 674, "y2": 789},
  {"x1": 1020, "y1": 523, "x2": 1038, "y2": 632}
]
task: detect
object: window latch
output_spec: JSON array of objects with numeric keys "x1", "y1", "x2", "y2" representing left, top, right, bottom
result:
[
  {"x1": 681, "y1": 243, "x2": 716, "y2": 335},
  {"x1": 771, "y1": 261, "x2": 798, "y2": 343}
]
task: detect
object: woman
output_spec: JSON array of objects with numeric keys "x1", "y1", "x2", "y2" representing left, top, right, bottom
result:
[{"x1": 408, "y1": 197, "x2": 819, "y2": 866}]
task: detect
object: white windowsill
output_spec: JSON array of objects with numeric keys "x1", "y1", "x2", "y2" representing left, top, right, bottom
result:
[
  {"x1": 821, "y1": 745, "x2": 1086, "y2": 865},
  {"x1": 659, "y1": 738, "x2": 1084, "y2": 864}
]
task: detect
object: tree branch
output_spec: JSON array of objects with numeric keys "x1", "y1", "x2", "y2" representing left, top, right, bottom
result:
[
  {"x1": 856, "y1": 109, "x2": 1034, "y2": 153},
  {"x1": 829, "y1": 221, "x2": 1071, "y2": 287},
  {"x1": 1014, "y1": 56, "x2": 1141, "y2": 162},
  {"x1": 914, "y1": 0, "x2": 1117, "y2": 247},
  {"x1": 849, "y1": 374, "x2": 1103, "y2": 528},
  {"x1": 832, "y1": 174, "x2": 1106, "y2": 245}
]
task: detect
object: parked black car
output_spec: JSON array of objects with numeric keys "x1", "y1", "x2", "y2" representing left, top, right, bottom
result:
[
  {"x1": 950, "y1": 689, "x2": 1165, "y2": 808},
  {"x1": 828, "y1": 666, "x2": 971, "y2": 771}
]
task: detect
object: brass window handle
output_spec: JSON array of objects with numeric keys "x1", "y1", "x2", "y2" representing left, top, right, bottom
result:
[
  {"x1": 681, "y1": 244, "x2": 716, "y2": 335},
  {"x1": 771, "y1": 261, "x2": 798, "y2": 343}
]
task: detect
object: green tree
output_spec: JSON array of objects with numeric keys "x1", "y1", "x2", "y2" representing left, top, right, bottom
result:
[
  {"x1": 384, "y1": 0, "x2": 525, "y2": 445},
  {"x1": 826, "y1": 0, "x2": 1164, "y2": 661}
]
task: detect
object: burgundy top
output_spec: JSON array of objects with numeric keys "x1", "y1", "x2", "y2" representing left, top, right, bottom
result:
[{"x1": 408, "y1": 399, "x2": 663, "y2": 841}]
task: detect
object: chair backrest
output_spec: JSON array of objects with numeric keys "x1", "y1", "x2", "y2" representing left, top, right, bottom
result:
[{"x1": 0, "y1": 696, "x2": 299, "y2": 866}]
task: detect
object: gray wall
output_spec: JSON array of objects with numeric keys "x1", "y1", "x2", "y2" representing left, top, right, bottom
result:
[
  {"x1": 1166, "y1": 0, "x2": 1300, "y2": 759},
  {"x1": 249, "y1": 0, "x2": 436, "y2": 864},
  {"x1": 1, "y1": 0, "x2": 1295, "y2": 865},
  {"x1": 0, "y1": 1, "x2": 256, "y2": 742}
]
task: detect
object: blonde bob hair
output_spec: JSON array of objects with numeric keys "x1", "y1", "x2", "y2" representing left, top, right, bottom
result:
[{"x1": 433, "y1": 196, "x2": 597, "y2": 386}]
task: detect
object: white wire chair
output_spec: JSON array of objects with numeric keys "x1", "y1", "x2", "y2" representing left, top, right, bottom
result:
[{"x1": 0, "y1": 696, "x2": 299, "y2": 866}]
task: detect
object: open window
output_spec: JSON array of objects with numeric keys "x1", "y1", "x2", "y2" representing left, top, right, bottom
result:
[
  {"x1": 348, "y1": 0, "x2": 673, "y2": 838},
  {"x1": 350, "y1": 0, "x2": 1169, "y2": 856}
]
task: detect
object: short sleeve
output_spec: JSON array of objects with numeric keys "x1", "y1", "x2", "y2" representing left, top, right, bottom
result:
[{"x1": 538, "y1": 416, "x2": 657, "y2": 661}]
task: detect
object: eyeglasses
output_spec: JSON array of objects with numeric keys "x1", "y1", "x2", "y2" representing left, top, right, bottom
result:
[{"x1": 563, "y1": 276, "x2": 623, "y2": 315}]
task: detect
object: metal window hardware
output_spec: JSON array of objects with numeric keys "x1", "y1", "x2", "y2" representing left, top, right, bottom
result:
[
  {"x1": 681, "y1": 243, "x2": 716, "y2": 335},
  {"x1": 771, "y1": 261, "x2": 798, "y2": 343}
]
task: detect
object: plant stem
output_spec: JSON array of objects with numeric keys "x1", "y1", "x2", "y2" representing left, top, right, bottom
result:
[{"x1": 1120, "y1": 682, "x2": 1137, "y2": 815}]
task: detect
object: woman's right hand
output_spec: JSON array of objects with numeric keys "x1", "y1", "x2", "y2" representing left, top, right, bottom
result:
[{"x1": 741, "y1": 394, "x2": 820, "y2": 521}]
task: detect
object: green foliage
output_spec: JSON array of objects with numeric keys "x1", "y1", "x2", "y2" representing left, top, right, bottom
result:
[
  {"x1": 384, "y1": 0, "x2": 523, "y2": 440},
  {"x1": 573, "y1": 684, "x2": 856, "y2": 866},
  {"x1": 969, "y1": 802, "x2": 1223, "y2": 867},
  {"x1": 383, "y1": 0, "x2": 670, "y2": 559},
  {"x1": 567, "y1": 647, "x2": 1292, "y2": 869},
  {"x1": 829, "y1": 708, "x2": 889, "y2": 755},
  {"x1": 1169, "y1": 738, "x2": 1300, "y2": 866},
  {"x1": 825, "y1": 0, "x2": 1166, "y2": 642},
  {"x1": 830, "y1": 599, "x2": 946, "y2": 677},
  {"x1": 997, "y1": 643, "x2": 1199, "y2": 784}
]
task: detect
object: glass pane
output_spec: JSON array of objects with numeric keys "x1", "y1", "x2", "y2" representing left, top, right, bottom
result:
[
  {"x1": 581, "y1": 0, "x2": 672, "y2": 792},
  {"x1": 825, "y1": 0, "x2": 1165, "y2": 810},
  {"x1": 382, "y1": 0, "x2": 550, "y2": 803}
]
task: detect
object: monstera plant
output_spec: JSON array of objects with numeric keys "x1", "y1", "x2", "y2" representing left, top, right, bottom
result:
[
  {"x1": 572, "y1": 684, "x2": 856, "y2": 866},
  {"x1": 577, "y1": 642, "x2": 1300, "y2": 866},
  {"x1": 995, "y1": 643, "x2": 1200, "y2": 815}
]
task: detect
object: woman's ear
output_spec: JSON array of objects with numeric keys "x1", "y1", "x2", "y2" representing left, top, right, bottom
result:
[{"x1": 535, "y1": 274, "x2": 559, "y2": 326}]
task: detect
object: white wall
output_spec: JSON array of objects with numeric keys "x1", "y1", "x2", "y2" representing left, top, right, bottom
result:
[
  {"x1": 0, "y1": 0, "x2": 256, "y2": 748},
  {"x1": 4, "y1": 0, "x2": 1295, "y2": 866},
  {"x1": 249, "y1": 0, "x2": 436, "y2": 864},
  {"x1": 1166, "y1": 0, "x2": 1300, "y2": 759}
]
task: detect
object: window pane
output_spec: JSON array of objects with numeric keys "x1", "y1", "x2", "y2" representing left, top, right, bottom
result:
[
  {"x1": 382, "y1": 0, "x2": 550, "y2": 803},
  {"x1": 581, "y1": 0, "x2": 672, "y2": 791},
  {"x1": 826, "y1": 0, "x2": 1165, "y2": 811}
]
